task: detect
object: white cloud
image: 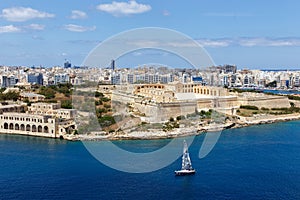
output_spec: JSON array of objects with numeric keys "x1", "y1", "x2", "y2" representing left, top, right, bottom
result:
[
  {"x1": 97, "y1": 0, "x2": 151, "y2": 16},
  {"x1": 126, "y1": 37, "x2": 300, "y2": 48},
  {"x1": 1, "y1": 7, "x2": 55, "y2": 22},
  {"x1": 196, "y1": 39, "x2": 232, "y2": 47},
  {"x1": 0, "y1": 25, "x2": 21, "y2": 33},
  {"x1": 70, "y1": 10, "x2": 87, "y2": 19},
  {"x1": 64, "y1": 24, "x2": 96, "y2": 32},
  {"x1": 162, "y1": 10, "x2": 170, "y2": 16},
  {"x1": 238, "y1": 37, "x2": 300, "y2": 47},
  {"x1": 26, "y1": 24, "x2": 45, "y2": 30}
]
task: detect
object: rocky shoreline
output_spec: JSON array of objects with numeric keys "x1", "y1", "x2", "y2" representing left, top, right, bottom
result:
[{"x1": 65, "y1": 113, "x2": 300, "y2": 141}]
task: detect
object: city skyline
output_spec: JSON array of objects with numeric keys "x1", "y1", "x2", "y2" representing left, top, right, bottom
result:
[{"x1": 1, "y1": 0, "x2": 300, "y2": 69}]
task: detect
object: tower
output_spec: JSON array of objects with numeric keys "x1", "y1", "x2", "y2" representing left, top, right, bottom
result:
[{"x1": 111, "y1": 59, "x2": 115, "y2": 71}]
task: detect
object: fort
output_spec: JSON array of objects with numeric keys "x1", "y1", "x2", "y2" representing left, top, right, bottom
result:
[{"x1": 107, "y1": 83, "x2": 291, "y2": 122}]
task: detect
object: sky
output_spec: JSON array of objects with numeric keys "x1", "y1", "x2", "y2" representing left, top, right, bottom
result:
[{"x1": 1, "y1": 0, "x2": 300, "y2": 69}]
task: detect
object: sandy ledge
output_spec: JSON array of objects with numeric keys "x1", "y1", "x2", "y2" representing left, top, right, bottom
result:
[{"x1": 65, "y1": 113, "x2": 300, "y2": 141}]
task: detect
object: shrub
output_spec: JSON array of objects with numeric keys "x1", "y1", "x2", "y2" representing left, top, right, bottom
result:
[
  {"x1": 104, "y1": 104, "x2": 111, "y2": 109},
  {"x1": 61, "y1": 100, "x2": 72, "y2": 109},
  {"x1": 288, "y1": 95, "x2": 300, "y2": 101},
  {"x1": 101, "y1": 97, "x2": 110, "y2": 102},
  {"x1": 0, "y1": 91, "x2": 20, "y2": 101},
  {"x1": 176, "y1": 115, "x2": 185, "y2": 120},
  {"x1": 98, "y1": 115, "x2": 116, "y2": 127},
  {"x1": 240, "y1": 105, "x2": 259, "y2": 110},
  {"x1": 95, "y1": 100, "x2": 103, "y2": 106},
  {"x1": 271, "y1": 107, "x2": 288, "y2": 111},
  {"x1": 95, "y1": 91, "x2": 104, "y2": 98}
]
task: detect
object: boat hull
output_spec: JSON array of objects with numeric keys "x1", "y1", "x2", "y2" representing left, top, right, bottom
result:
[{"x1": 174, "y1": 169, "x2": 196, "y2": 176}]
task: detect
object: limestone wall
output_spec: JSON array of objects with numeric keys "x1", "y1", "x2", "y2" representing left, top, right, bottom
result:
[
  {"x1": 238, "y1": 95, "x2": 290, "y2": 109},
  {"x1": 112, "y1": 92, "x2": 136, "y2": 104},
  {"x1": 134, "y1": 101, "x2": 197, "y2": 122}
]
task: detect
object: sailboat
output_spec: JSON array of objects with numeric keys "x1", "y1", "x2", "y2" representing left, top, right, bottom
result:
[{"x1": 175, "y1": 140, "x2": 196, "y2": 176}]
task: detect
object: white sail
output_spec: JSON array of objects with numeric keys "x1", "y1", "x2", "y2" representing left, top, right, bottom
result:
[
  {"x1": 181, "y1": 140, "x2": 193, "y2": 170},
  {"x1": 175, "y1": 139, "x2": 196, "y2": 175}
]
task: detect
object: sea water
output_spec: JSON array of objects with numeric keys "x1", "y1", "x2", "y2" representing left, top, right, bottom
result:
[{"x1": 0, "y1": 121, "x2": 300, "y2": 200}]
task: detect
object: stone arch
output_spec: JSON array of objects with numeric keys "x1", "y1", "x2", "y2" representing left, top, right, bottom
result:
[
  {"x1": 32, "y1": 125, "x2": 37, "y2": 132},
  {"x1": 15, "y1": 123, "x2": 19, "y2": 130},
  {"x1": 38, "y1": 125, "x2": 42, "y2": 133},
  {"x1": 44, "y1": 126, "x2": 49, "y2": 133},
  {"x1": 20, "y1": 124, "x2": 25, "y2": 131},
  {"x1": 26, "y1": 124, "x2": 31, "y2": 131},
  {"x1": 4, "y1": 123, "x2": 8, "y2": 129},
  {"x1": 9, "y1": 123, "x2": 14, "y2": 130}
]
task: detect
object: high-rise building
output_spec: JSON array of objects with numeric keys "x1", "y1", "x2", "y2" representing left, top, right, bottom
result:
[
  {"x1": 1, "y1": 75, "x2": 18, "y2": 88},
  {"x1": 64, "y1": 60, "x2": 71, "y2": 68},
  {"x1": 27, "y1": 73, "x2": 43, "y2": 85},
  {"x1": 111, "y1": 59, "x2": 115, "y2": 71}
]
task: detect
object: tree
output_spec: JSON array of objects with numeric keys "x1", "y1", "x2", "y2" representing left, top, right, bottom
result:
[
  {"x1": 0, "y1": 91, "x2": 20, "y2": 101},
  {"x1": 95, "y1": 91, "x2": 104, "y2": 98},
  {"x1": 38, "y1": 87, "x2": 56, "y2": 99}
]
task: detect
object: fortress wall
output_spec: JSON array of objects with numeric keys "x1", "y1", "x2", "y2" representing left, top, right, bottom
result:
[
  {"x1": 112, "y1": 92, "x2": 136, "y2": 104},
  {"x1": 238, "y1": 96, "x2": 290, "y2": 109},
  {"x1": 197, "y1": 99, "x2": 213, "y2": 111},
  {"x1": 135, "y1": 102, "x2": 197, "y2": 122}
]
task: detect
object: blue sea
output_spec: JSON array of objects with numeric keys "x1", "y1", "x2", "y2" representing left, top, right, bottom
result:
[{"x1": 1, "y1": 121, "x2": 300, "y2": 200}]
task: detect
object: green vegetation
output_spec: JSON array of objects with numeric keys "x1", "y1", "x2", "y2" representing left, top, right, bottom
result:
[
  {"x1": 95, "y1": 91, "x2": 104, "y2": 98},
  {"x1": 240, "y1": 105, "x2": 259, "y2": 110},
  {"x1": 57, "y1": 83, "x2": 73, "y2": 97},
  {"x1": 229, "y1": 88, "x2": 261, "y2": 93},
  {"x1": 271, "y1": 107, "x2": 289, "y2": 111},
  {"x1": 287, "y1": 95, "x2": 300, "y2": 101},
  {"x1": 38, "y1": 86, "x2": 56, "y2": 99},
  {"x1": 237, "y1": 104, "x2": 300, "y2": 117},
  {"x1": 38, "y1": 83, "x2": 73, "y2": 99},
  {"x1": 98, "y1": 115, "x2": 116, "y2": 127},
  {"x1": 101, "y1": 97, "x2": 110, "y2": 102},
  {"x1": 95, "y1": 100, "x2": 103, "y2": 106},
  {"x1": 0, "y1": 91, "x2": 20, "y2": 101},
  {"x1": 163, "y1": 120, "x2": 179, "y2": 132},
  {"x1": 176, "y1": 115, "x2": 185, "y2": 121},
  {"x1": 61, "y1": 99, "x2": 72, "y2": 109}
]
